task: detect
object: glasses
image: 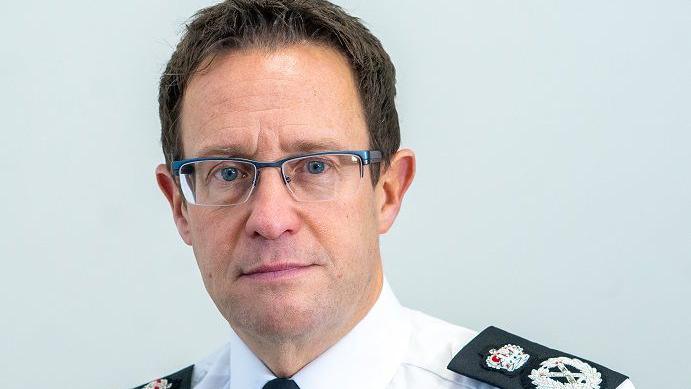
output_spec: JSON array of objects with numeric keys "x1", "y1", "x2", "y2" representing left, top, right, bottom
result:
[{"x1": 171, "y1": 150, "x2": 382, "y2": 206}]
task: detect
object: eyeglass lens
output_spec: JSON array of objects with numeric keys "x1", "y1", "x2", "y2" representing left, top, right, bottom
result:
[{"x1": 179, "y1": 154, "x2": 363, "y2": 206}]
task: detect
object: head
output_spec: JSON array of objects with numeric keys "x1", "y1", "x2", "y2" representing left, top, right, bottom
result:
[{"x1": 156, "y1": 0, "x2": 415, "y2": 345}]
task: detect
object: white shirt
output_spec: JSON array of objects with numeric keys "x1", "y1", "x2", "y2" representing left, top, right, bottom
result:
[{"x1": 189, "y1": 279, "x2": 635, "y2": 389}]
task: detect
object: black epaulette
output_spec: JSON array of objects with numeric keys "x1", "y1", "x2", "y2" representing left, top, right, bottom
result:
[
  {"x1": 132, "y1": 365, "x2": 194, "y2": 389},
  {"x1": 447, "y1": 326, "x2": 629, "y2": 389}
]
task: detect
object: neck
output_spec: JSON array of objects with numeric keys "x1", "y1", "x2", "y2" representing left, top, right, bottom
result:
[{"x1": 235, "y1": 272, "x2": 384, "y2": 378}]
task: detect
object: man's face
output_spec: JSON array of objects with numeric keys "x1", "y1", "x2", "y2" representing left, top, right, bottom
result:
[{"x1": 164, "y1": 44, "x2": 386, "y2": 341}]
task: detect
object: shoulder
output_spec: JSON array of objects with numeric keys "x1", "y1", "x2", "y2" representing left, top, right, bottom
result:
[
  {"x1": 131, "y1": 343, "x2": 230, "y2": 389},
  {"x1": 131, "y1": 365, "x2": 194, "y2": 389},
  {"x1": 394, "y1": 307, "x2": 491, "y2": 388},
  {"x1": 446, "y1": 325, "x2": 634, "y2": 389},
  {"x1": 395, "y1": 308, "x2": 634, "y2": 389}
]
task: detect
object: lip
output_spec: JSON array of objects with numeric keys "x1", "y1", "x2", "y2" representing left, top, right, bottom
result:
[{"x1": 241, "y1": 262, "x2": 315, "y2": 281}]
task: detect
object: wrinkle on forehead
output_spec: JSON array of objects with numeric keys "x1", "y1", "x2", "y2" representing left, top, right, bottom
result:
[
  {"x1": 192, "y1": 124, "x2": 347, "y2": 160},
  {"x1": 182, "y1": 44, "x2": 353, "y2": 116},
  {"x1": 180, "y1": 43, "x2": 368, "y2": 160}
]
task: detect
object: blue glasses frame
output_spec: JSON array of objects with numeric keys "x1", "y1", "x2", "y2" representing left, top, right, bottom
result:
[
  {"x1": 171, "y1": 150, "x2": 382, "y2": 205},
  {"x1": 171, "y1": 150, "x2": 382, "y2": 177}
]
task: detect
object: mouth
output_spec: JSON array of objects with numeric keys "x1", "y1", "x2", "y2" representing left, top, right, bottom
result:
[{"x1": 241, "y1": 262, "x2": 316, "y2": 282}]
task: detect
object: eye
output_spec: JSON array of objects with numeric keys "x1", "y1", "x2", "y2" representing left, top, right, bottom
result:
[
  {"x1": 220, "y1": 167, "x2": 239, "y2": 181},
  {"x1": 306, "y1": 160, "x2": 326, "y2": 174}
]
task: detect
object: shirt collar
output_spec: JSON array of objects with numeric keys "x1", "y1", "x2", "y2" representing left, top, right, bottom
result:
[{"x1": 228, "y1": 278, "x2": 411, "y2": 389}]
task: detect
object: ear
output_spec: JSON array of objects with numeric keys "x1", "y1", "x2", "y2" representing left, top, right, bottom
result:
[
  {"x1": 375, "y1": 149, "x2": 416, "y2": 234},
  {"x1": 155, "y1": 164, "x2": 192, "y2": 245}
]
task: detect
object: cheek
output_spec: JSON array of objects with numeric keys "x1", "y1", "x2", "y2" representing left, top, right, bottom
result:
[
  {"x1": 308, "y1": 192, "x2": 378, "y2": 269},
  {"x1": 188, "y1": 210, "x2": 244, "y2": 276}
]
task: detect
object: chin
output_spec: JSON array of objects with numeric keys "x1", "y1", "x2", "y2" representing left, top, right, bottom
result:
[{"x1": 229, "y1": 290, "x2": 337, "y2": 342}]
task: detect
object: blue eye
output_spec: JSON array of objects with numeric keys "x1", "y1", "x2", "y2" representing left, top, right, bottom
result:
[
  {"x1": 307, "y1": 160, "x2": 326, "y2": 174},
  {"x1": 220, "y1": 167, "x2": 239, "y2": 181}
]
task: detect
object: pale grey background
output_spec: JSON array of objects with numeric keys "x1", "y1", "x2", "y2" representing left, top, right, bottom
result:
[{"x1": 0, "y1": 0, "x2": 688, "y2": 388}]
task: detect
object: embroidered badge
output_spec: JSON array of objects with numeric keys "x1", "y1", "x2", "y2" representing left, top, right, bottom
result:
[
  {"x1": 528, "y1": 356, "x2": 603, "y2": 389},
  {"x1": 485, "y1": 344, "x2": 530, "y2": 373},
  {"x1": 142, "y1": 379, "x2": 173, "y2": 389}
]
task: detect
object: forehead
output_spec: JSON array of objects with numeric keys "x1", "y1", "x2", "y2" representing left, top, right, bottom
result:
[{"x1": 179, "y1": 43, "x2": 368, "y2": 159}]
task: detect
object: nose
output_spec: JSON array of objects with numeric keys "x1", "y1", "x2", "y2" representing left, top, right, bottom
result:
[{"x1": 243, "y1": 167, "x2": 301, "y2": 240}]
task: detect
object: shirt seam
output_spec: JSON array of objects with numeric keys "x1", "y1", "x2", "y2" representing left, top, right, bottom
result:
[{"x1": 399, "y1": 361, "x2": 478, "y2": 389}]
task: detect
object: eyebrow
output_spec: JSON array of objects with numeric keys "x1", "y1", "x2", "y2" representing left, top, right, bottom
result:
[
  {"x1": 289, "y1": 139, "x2": 345, "y2": 154},
  {"x1": 193, "y1": 138, "x2": 347, "y2": 160},
  {"x1": 195, "y1": 145, "x2": 251, "y2": 159}
]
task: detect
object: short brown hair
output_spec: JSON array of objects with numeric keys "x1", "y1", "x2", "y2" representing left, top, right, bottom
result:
[{"x1": 159, "y1": 0, "x2": 400, "y2": 181}]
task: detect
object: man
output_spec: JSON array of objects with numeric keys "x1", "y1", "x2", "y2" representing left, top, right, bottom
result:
[{"x1": 142, "y1": 1, "x2": 635, "y2": 388}]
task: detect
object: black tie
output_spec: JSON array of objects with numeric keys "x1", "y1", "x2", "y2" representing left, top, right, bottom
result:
[{"x1": 262, "y1": 378, "x2": 301, "y2": 389}]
